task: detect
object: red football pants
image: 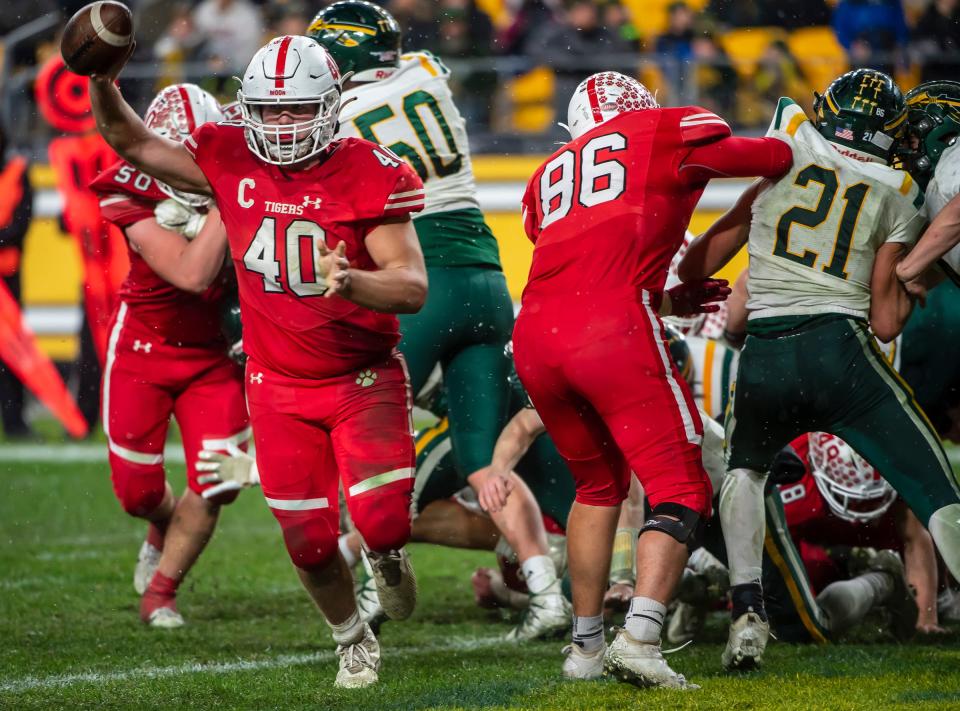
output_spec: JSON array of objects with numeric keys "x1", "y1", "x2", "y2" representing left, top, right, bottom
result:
[
  {"x1": 102, "y1": 302, "x2": 250, "y2": 516},
  {"x1": 513, "y1": 291, "x2": 712, "y2": 515},
  {"x1": 245, "y1": 351, "x2": 415, "y2": 570}
]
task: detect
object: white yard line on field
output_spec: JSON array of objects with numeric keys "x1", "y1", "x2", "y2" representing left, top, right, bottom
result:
[
  {"x1": 0, "y1": 636, "x2": 504, "y2": 694},
  {"x1": 0, "y1": 444, "x2": 186, "y2": 464}
]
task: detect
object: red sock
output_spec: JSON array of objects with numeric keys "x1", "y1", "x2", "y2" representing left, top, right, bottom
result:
[
  {"x1": 146, "y1": 522, "x2": 166, "y2": 549},
  {"x1": 140, "y1": 572, "x2": 181, "y2": 622}
]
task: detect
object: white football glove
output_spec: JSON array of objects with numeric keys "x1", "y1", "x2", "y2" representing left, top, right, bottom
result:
[
  {"x1": 155, "y1": 199, "x2": 207, "y2": 240},
  {"x1": 196, "y1": 443, "x2": 259, "y2": 500}
]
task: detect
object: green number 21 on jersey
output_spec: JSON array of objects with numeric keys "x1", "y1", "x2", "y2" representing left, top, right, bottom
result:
[{"x1": 774, "y1": 163, "x2": 870, "y2": 281}]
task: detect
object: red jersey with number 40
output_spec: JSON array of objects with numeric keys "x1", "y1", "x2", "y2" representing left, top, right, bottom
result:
[
  {"x1": 90, "y1": 161, "x2": 227, "y2": 345},
  {"x1": 521, "y1": 107, "x2": 792, "y2": 301},
  {"x1": 184, "y1": 124, "x2": 424, "y2": 379}
]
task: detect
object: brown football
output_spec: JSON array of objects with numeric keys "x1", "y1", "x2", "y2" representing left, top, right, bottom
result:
[{"x1": 60, "y1": 2, "x2": 134, "y2": 77}]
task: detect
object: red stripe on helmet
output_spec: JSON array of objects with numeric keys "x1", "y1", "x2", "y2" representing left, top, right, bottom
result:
[
  {"x1": 274, "y1": 36, "x2": 293, "y2": 88},
  {"x1": 586, "y1": 76, "x2": 603, "y2": 122},
  {"x1": 177, "y1": 86, "x2": 197, "y2": 133}
]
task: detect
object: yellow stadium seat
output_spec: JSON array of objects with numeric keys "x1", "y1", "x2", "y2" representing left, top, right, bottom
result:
[
  {"x1": 475, "y1": 0, "x2": 508, "y2": 28},
  {"x1": 787, "y1": 26, "x2": 848, "y2": 94},
  {"x1": 719, "y1": 27, "x2": 787, "y2": 78},
  {"x1": 508, "y1": 66, "x2": 555, "y2": 133},
  {"x1": 622, "y1": 0, "x2": 711, "y2": 42}
]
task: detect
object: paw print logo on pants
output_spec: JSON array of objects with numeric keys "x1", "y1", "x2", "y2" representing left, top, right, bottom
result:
[{"x1": 356, "y1": 369, "x2": 378, "y2": 387}]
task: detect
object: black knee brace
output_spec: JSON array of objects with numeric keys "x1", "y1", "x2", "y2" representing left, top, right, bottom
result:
[{"x1": 639, "y1": 502, "x2": 704, "y2": 549}]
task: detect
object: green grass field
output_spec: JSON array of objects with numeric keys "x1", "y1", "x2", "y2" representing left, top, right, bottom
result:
[{"x1": 3, "y1": 452, "x2": 960, "y2": 710}]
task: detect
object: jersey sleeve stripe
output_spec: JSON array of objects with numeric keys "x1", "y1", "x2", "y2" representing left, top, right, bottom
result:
[
  {"x1": 386, "y1": 189, "x2": 425, "y2": 200},
  {"x1": 184, "y1": 135, "x2": 198, "y2": 157},
  {"x1": 679, "y1": 118, "x2": 730, "y2": 128},
  {"x1": 384, "y1": 199, "x2": 425, "y2": 210},
  {"x1": 681, "y1": 112, "x2": 722, "y2": 122},
  {"x1": 99, "y1": 195, "x2": 131, "y2": 208},
  {"x1": 899, "y1": 171, "x2": 914, "y2": 196},
  {"x1": 785, "y1": 112, "x2": 807, "y2": 136}
]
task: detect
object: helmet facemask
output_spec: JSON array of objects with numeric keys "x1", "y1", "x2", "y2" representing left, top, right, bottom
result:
[
  {"x1": 808, "y1": 433, "x2": 897, "y2": 524},
  {"x1": 238, "y1": 88, "x2": 341, "y2": 167}
]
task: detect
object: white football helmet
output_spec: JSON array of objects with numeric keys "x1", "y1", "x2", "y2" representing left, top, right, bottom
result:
[
  {"x1": 237, "y1": 35, "x2": 343, "y2": 166},
  {"x1": 565, "y1": 72, "x2": 658, "y2": 140},
  {"x1": 808, "y1": 432, "x2": 897, "y2": 523},
  {"x1": 145, "y1": 83, "x2": 224, "y2": 207}
]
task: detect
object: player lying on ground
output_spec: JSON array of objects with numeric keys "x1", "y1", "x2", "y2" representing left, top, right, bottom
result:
[
  {"x1": 90, "y1": 84, "x2": 250, "y2": 629},
  {"x1": 86, "y1": 34, "x2": 428, "y2": 688},
  {"x1": 680, "y1": 68, "x2": 960, "y2": 672},
  {"x1": 309, "y1": 2, "x2": 573, "y2": 640},
  {"x1": 514, "y1": 71, "x2": 791, "y2": 690}
]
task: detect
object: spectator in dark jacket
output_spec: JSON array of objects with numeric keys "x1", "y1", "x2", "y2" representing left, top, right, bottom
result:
[
  {"x1": 832, "y1": 0, "x2": 909, "y2": 74},
  {"x1": 913, "y1": 0, "x2": 960, "y2": 81}
]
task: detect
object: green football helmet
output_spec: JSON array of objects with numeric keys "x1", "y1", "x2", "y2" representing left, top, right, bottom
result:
[
  {"x1": 220, "y1": 291, "x2": 245, "y2": 366},
  {"x1": 308, "y1": 1, "x2": 401, "y2": 82},
  {"x1": 813, "y1": 68, "x2": 906, "y2": 162},
  {"x1": 900, "y1": 80, "x2": 960, "y2": 184}
]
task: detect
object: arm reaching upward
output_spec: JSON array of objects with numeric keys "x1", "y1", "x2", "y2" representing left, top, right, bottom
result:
[{"x1": 88, "y1": 53, "x2": 210, "y2": 195}]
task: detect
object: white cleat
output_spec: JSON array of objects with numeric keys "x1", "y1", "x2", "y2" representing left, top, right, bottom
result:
[
  {"x1": 504, "y1": 593, "x2": 572, "y2": 642},
  {"x1": 604, "y1": 629, "x2": 699, "y2": 689},
  {"x1": 721, "y1": 611, "x2": 769, "y2": 671},
  {"x1": 562, "y1": 642, "x2": 606, "y2": 680},
  {"x1": 335, "y1": 624, "x2": 381, "y2": 689},
  {"x1": 363, "y1": 547, "x2": 417, "y2": 621},
  {"x1": 133, "y1": 540, "x2": 162, "y2": 596},
  {"x1": 147, "y1": 606, "x2": 185, "y2": 629}
]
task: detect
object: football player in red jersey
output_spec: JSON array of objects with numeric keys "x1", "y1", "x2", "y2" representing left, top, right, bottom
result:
[
  {"x1": 513, "y1": 72, "x2": 793, "y2": 688},
  {"x1": 90, "y1": 84, "x2": 250, "y2": 629},
  {"x1": 86, "y1": 35, "x2": 427, "y2": 688}
]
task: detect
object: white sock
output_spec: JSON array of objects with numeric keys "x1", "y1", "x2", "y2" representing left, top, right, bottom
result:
[
  {"x1": 338, "y1": 534, "x2": 358, "y2": 569},
  {"x1": 521, "y1": 554, "x2": 560, "y2": 596},
  {"x1": 625, "y1": 596, "x2": 666, "y2": 644},
  {"x1": 572, "y1": 614, "x2": 604, "y2": 652},
  {"x1": 720, "y1": 468, "x2": 767, "y2": 586},
  {"x1": 328, "y1": 609, "x2": 365, "y2": 646}
]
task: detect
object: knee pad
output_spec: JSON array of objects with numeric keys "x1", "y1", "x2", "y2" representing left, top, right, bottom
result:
[
  {"x1": 274, "y1": 510, "x2": 340, "y2": 570},
  {"x1": 350, "y1": 494, "x2": 412, "y2": 553},
  {"x1": 640, "y1": 502, "x2": 705, "y2": 549},
  {"x1": 110, "y1": 456, "x2": 166, "y2": 517}
]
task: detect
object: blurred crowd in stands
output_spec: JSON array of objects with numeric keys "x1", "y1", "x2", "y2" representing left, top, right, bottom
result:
[{"x1": 3, "y1": 0, "x2": 960, "y2": 143}]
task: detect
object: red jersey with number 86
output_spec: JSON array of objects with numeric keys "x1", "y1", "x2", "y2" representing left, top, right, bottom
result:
[
  {"x1": 520, "y1": 107, "x2": 791, "y2": 301},
  {"x1": 185, "y1": 123, "x2": 424, "y2": 379}
]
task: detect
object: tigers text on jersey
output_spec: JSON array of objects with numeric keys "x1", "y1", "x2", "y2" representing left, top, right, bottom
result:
[
  {"x1": 923, "y1": 141, "x2": 960, "y2": 276},
  {"x1": 337, "y1": 51, "x2": 500, "y2": 269},
  {"x1": 184, "y1": 125, "x2": 424, "y2": 379},
  {"x1": 90, "y1": 160, "x2": 228, "y2": 345},
  {"x1": 747, "y1": 97, "x2": 925, "y2": 322}
]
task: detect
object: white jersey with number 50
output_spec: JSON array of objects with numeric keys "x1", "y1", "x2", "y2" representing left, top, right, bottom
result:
[
  {"x1": 337, "y1": 52, "x2": 479, "y2": 218},
  {"x1": 747, "y1": 98, "x2": 925, "y2": 321}
]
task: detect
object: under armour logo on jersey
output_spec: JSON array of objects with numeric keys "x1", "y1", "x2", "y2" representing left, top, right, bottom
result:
[
  {"x1": 355, "y1": 369, "x2": 378, "y2": 387},
  {"x1": 302, "y1": 196, "x2": 322, "y2": 209},
  {"x1": 132, "y1": 340, "x2": 152, "y2": 353},
  {"x1": 250, "y1": 372, "x2": 264, "y2": 385}
]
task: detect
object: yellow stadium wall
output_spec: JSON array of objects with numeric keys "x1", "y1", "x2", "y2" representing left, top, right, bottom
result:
[{"x1": 22, "y1": 160, "x2": 747, "y2": 360}]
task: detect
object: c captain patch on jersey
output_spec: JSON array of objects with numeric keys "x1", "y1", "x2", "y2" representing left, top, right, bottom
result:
[{"x1": 746, "y1": 97, "x2": 925, "y2": 322}]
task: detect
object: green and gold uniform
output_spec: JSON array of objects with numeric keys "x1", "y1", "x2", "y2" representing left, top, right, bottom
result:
[
  {"x1": 727, "y1": 92, "x2": 960, "y2": 526},
  {"x1": 336, "y1": 51, "x2": 514, "y2": 477}
]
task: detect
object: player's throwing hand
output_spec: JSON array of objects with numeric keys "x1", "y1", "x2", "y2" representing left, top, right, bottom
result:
[
  {"x1": 196, "y1": 444, "x2": 259, "y2": 500},
  {"x1": 318, "y1": 239, "x2": 351, "y2": 297}
]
